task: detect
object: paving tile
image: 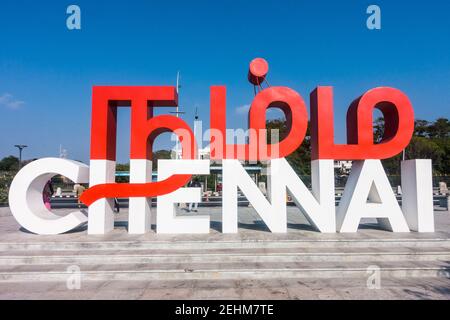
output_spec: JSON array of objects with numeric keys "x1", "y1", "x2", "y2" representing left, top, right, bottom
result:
[
  {"x1": 240, "y1": 287, "x2": 290, "y2": 299},
  {"x1": 140, "y1": 288, "x2": 194, "y2": 300},
  {"x1": 191, "y1": 288, "x2": 241, "y2": 300},
  {"x1": 91, "y1": 288, "x2": 146, "y2": 300}
]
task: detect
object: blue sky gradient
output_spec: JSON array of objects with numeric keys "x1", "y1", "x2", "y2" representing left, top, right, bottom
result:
[{"x1": 1, "y1": 0, "x2": 449, "y2": 163}]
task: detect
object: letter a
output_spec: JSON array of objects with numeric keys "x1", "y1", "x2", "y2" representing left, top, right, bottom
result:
[
  {"x1": 366, "y1": 5, "x2": 381, "y2": 30},
  {"x1": 337, "y1": 160, "x2": 409, "y2": 232},
  {"x1": 66, "y1": 5, "x2": 81, "y2": 30}
]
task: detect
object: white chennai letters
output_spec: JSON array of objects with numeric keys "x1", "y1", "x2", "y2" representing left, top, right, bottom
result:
[
  {"x1": 222, "y1": 158, "x2": 335, "y2": 233},
  {"x1": 8, "y1": 158, "x2": 435, "y2": 235}
]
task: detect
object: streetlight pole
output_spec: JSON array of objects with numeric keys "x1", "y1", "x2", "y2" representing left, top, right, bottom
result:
[{"x1": 14, "y1": 145, "x2": 28, "y2": 170}]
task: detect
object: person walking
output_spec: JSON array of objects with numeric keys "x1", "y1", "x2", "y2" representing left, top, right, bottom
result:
[{"x1": 114, "y1": 198, "x2": 120, "y2": 213}]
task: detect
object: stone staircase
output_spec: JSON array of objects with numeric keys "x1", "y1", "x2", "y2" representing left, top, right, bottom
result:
[{"x1": 0, "y1": 237, "x2": 449, "y2": 282}]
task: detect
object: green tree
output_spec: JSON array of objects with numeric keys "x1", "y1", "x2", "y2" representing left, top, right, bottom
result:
[
  {"x1": 0, "y1": 156, "x2": 19, "y2": 172},
  {"x1": 432, "y1": 137, "x2": 450, "y2": 175},
  {"x1": 378, "y1": 118, "x2": 450, "y2": 175},
  {"x1": 373, "y1": 117, "x2": 385, "y2": 143},
  {"x1": 414, "y1": 119, "x2": 430, "y2": 137},
  {"x1": 266, "y1": 119, "x2": 311, "y2": 175},
  {"x1": 428, "y1": 118, "x2": 450, "y2": 139},
  {"x1": 153, "y1": 150, "x2": 172, "y2": 170},
  {"x1": 116, "y1": 163, "x2": 130, "y2": 171},
  {"x1": 406, "y1": 136, "x2": 444, "y2": 159}
]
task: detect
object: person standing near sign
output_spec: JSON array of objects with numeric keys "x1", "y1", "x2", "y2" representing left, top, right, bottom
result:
[
  {"x1": 74, "y1": 183, "x2": 86, "y2": 209},
  {"x1": 43, "y1": 180, "x2": 54, "y2": 210},
  {"x1": 187, "y1": 178, "x2": 202, "y2": 212}
]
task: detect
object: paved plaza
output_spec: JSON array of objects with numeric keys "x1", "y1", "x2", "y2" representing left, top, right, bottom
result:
[{"x1": 0, "y1": 206, "x2": 449, "y2": 299}]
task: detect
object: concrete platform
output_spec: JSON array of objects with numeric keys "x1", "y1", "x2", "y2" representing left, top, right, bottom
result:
[{"x1": 0, "y1": 206, "x2": 449, "y2": 299}]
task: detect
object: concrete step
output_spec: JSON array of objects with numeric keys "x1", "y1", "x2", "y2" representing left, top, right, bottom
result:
[
  {"x1": 1, "y1": 248, "x2": 449, "y2": 265},
  {"x1": 1, "y1": 277, "x2": 450, "y2": 299},
  {"x1": 0, "y1": 277, "x2": 450, "y2": 300},
  {"x1": 0, "y1": 260, "x2": 449, "y2": 282},
  {"x1": 1, "y1": 245, "x2": 448, "y2": 255},
  {"x1": 1, "y1": 237, "x2": 450, "y2": 251}
]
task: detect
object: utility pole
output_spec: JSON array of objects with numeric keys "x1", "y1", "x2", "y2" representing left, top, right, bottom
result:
[
  {"x1": 170, "y1": 71, "x2": 185, "y2": 159},
  {"x1": 14, "y1": 145, "x2": 28, "y2": 169}
]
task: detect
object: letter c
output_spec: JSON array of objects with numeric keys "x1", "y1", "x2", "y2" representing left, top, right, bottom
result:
[{"x1": 9, "y1": 158, "x2": 89, "y2": 235}]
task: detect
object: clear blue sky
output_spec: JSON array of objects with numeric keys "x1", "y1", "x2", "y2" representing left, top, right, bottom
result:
[{"x1": 1, "y1": 0, "x2": 449, "y2": 163}]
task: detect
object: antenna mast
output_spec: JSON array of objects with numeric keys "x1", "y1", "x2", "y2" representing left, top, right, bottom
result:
[
  {"x1": 171, "y1": 71, "x2": 185, "y2": 118},
  {"x1": 171, "y1": 71, "x2": 185, "y2": 158}
]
